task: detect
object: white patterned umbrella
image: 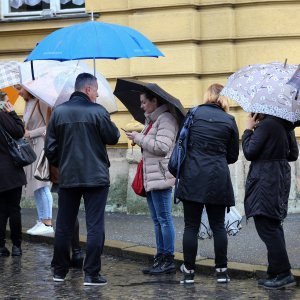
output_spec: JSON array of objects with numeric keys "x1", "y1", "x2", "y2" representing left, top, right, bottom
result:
[
  {"x1": 221, "y1": 62, "x2": 300, "y2": 122},
  {"x1": 0, "y1": 61, "x2": 20, "y2": 89}
]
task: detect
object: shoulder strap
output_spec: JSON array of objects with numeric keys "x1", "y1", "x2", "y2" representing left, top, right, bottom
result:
[{"x1": 25, "y1": 100, "x2": 38, "y2": 130}]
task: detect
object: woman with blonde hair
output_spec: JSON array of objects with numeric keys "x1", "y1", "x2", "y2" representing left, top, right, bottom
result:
[
  {"x1": 176, "y1": 83, "x2": 239, "y2": 284},
  {"x1": 15, "y1": 86, "x2": 54, "y2": 236}
]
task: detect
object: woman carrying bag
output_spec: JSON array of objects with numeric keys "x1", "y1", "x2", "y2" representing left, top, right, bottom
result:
[
  {"x1": 16, "y1": 86, "x2": 54, "y2": 236},
  {"x1": 0, "y1": 92, "x2": 26, "y2": 256},
  {"x1": 175, "y1": 84, "x2": 239, "y2": 284},
  {"x1": 125, "y1": 91, "x2": 179, "y2": 275}
]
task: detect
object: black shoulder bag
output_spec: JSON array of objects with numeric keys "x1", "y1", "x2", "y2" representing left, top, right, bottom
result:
[{"x1": 0, "y1": 123, "x2": 37, "y2": 167}]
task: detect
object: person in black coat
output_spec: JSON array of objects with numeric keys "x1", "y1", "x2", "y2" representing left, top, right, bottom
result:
[
  {"x1": 45, "y1": 73, "x2": 120, "y2": 286},
  {"x1": 242, "y1": 113, "x2": 299, "y2": 290},
  {"x1": 0, "y1": 92, "x2": 26, "y2": 257},
  {"x1": 177, "y1": 84, "x2": 239, "y2": 284}
]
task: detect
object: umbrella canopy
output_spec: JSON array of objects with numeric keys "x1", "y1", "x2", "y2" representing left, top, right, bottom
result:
[
  {"x1": 221, "y1": 62, "x2": 300, "y2": 122},
  {"x1": 0, "y1": 61, "x2": 20, "y2": 89},
  {"x1": 114, "y1": 78, "x2": 186, "y2": 124},
  {"x1": 25, "y1": 20, "x2": 164, "y2": 61},
  {"x1": 20, "y1": 60, "x2": 117, "y2": 113}
]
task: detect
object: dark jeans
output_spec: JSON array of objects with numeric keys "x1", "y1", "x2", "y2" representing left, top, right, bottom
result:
[
  {"x1": 254, "y1": 215, "x2": 291, "y2": 276},
  {"x1": 0, "y1": 187, "x2": 22, "y2": 247},
  {"x1": 182, "y1": 201, "x2": 227, "y2": 270},
  {"x1": 52, "y1": 186, "x2": 108, "y2": 277}
]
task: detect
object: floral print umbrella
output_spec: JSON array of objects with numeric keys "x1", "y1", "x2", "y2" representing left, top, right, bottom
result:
[{"x1": 221, "y1": 62, "x2": 300, "y2": 122}]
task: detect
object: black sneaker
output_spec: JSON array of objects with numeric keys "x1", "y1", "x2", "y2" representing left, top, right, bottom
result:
[
  {"x1": 53, "y1": 274, "x2": 65, "y2": 282},
  {"x1": 257, "y1": 275, "x2": 275, "y2": 287},
  {"x1": 71, "y1": 248, "x2": 84, "y2": 269},
  {"x1": 84, "y1": 274, "x2": 107, "y2": 286},
  {"x1": 142, "y1": 254, "x2": 163, "y2": 274},
  {"x1": 149, "y1": 255, "x2": 176, "y2": 275},
  {"x1": 179, "y1": 264, "x2": 195, "y2": 284},
  {"x1": 263, "y1": 274, "x2": 296, "y2": 290},
  {"x1": 216, "y1": 269, "x2": 230, "y2": 283},
  {"x1": 0, "y1": 246, "x2": 10, "y2": 257},
  {"x1": 11, "y1": 245, "x2": 22, "y2": 256}
]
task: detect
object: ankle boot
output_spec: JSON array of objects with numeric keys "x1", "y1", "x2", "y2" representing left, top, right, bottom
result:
[
  {"x1": 142, "y1": 253, "x2": 163, "y2": 274},
  {"x1": 149, "y1": 254, "x2": 176, "y2": 275}
]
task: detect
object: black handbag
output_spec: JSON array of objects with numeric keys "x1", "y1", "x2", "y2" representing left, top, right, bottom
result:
[
  {"x1": 168, "y1": 106, "x2": 199, "y2": 203},
  {"x1": 0, "y1": 124, "x2": 37, "y2": 167}
]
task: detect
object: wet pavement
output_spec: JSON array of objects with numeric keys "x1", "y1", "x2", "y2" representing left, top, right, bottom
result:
[
  {"x1": 21, "y1": 208, "x2": 300, "y2": 268},
  {"x1": 1, "y1": 241, "x2": 299, "y2": 300}
]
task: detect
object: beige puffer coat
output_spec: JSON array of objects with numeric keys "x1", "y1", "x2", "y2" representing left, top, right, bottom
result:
[{"x1": 133, "y1": 104, "x2": 178, "y2": 192}]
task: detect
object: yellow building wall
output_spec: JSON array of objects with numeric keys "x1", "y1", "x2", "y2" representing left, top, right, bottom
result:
[{"x1": 1, "y1": 0, "x2": 300, "y2": 143}]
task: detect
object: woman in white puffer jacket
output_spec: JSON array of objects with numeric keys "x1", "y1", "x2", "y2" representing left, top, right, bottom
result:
[{"x1": 126, "y1": 91, "x2": 178, "y2": 276}]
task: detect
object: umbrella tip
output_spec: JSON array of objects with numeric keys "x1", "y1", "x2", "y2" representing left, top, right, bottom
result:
[
  {"x1": 284, "y1": 58, "x2": 288, "y2": 68},
  {"x1": 90, "y1": 10, "x2": 94, "y2": 21}
]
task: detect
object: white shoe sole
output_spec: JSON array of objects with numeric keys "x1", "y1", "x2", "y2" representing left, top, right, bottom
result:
[
  {"x1": 53, "y1": 277, "x2": 65, "y2": 282},
  {"x1": 180, "y1": 280, "x2": 194, "y2": 284},
  {"x1": 217, "y1": 278, "x2": 230, "y2": 283},
  {"x1": 83, "y1": 282, "x2": 107, "y2": 286}
]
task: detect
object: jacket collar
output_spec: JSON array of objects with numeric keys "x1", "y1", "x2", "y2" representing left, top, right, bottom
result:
[
  {"x1": 69, "y1": 91, "x2": 91, "y2": 102},
  {"x1": 145, "y1": 104, "x2": 169, "y2": 123}
]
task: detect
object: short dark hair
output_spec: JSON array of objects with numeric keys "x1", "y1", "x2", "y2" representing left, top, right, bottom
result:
[{"x1": 74, "y1": 73, "x2": 97, "y2": 91}]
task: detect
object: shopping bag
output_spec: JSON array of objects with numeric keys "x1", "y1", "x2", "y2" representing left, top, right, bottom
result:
[
  {"x1": 131, "y1": 159, "x2": 146, "y2": 197},
  {"x1": 198, "y1": 207, "x2": 242, "y2": 240},
  {"x1": 34, "y1": 149, "x2": 50, "y2": 181}
]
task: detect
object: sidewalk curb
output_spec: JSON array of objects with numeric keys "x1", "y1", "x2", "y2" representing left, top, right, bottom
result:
[{"x1": 20, "y1": 230, "x2": 300, "y2": 285}]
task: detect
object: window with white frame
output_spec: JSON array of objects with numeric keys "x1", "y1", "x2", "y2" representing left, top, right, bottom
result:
[{"x1": 2, "y1": 0, "x2": 85, "y2": 17}]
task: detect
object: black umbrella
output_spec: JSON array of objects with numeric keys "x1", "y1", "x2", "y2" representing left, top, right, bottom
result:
[{"x1": 114, "y1": 78, "x2": 186, "y2": 124}]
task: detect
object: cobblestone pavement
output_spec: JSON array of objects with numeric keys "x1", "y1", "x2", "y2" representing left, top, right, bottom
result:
[{"x1": 0, "y1": 242, "x2": 299, "y2": 300}]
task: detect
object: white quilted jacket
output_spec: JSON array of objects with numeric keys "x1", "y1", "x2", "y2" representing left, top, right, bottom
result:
[{"x1": 133, "y1": 104, "x2": 178, "y2": 192}]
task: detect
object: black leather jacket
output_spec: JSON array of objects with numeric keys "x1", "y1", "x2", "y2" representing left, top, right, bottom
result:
[{"x1": 45, "y1": 92, "x2": 120, "y2": 188}]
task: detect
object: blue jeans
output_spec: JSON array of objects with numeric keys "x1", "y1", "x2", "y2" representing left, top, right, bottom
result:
[
  {"x1": 34, "y1": 186, "x2": 53, "y2": 220},
  {"x1": 147, "y1": 188, "x2": 175, "y2": 255}
]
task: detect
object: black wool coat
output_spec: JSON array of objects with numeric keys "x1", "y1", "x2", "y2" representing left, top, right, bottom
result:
[
  {"x1": 0, "y1": 111, "x2": 26, "y2": 192},
  {"x1": 176, "y1": 104, "x2": 239, "y2": 206},
  {"x1": 242, "y1": 115, "x2": 299, "y2": 221}
]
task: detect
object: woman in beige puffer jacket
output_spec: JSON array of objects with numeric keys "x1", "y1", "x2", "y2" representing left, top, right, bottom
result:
[{"x1": 126, "y1": 92, "x2": 178, "y2": 276}]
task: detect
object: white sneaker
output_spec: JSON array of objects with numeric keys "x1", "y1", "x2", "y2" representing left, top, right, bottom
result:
[
  {"x1": 30, "y1": 222, "x2": 54, "y2": 236},
  {"x1": 26, "y1": 221, "x2": 42, "y2": 235}
]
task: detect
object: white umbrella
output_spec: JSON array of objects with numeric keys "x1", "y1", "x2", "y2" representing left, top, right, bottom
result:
[
  {"x1": 19, "y1": 60, "x2": 118, "y2": 113},
  {"x1": 221, "y1": 62, "x2": 300, "y2": 122}
]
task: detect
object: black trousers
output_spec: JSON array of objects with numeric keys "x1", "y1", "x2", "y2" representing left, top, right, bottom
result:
[
  {"x1": 253, "y1": 215, "x2": 291, "y2": 276},
  {"x1": 0, "y1": 187, "x2": 22, "y2": 247},
  {"x1": 52, "y1": 186, "x2": 108, "y2": 277},
  {"x1": 182, "y1": 201, "x2": 227, "y2": 270}
]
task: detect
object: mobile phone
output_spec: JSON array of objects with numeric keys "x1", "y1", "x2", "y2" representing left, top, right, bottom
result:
[
  {"x1": 121, "y1": 128, "x2": 131, "y2": 133},
  {"x1": 0, "y1": 101, "x2": 5, "y2": 111}
]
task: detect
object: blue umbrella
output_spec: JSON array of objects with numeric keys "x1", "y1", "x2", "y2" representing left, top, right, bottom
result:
[{"x1": 26, "y1": 20, "x2": 164, "y2": 61}]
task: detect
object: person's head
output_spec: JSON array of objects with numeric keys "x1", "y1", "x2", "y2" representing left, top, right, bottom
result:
[
  {"x1": 140, "y1": 91, "x2": 163, "y2": 114},
  {"x1": 74, "y1": 73, "x2": 98, "y2": 102},
  {"x1": 204, "y1": 83, "x2": 229, "y2": 113},
  {"x1": 14, "y1": 84, "x2": 34, "y2": 102}
]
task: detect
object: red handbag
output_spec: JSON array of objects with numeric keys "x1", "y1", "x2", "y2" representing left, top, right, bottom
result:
[
  {"x1": 131, "y1": 159, "x2": 146, "y2": 197},
  {"x1": 131, "y1": 122, "x2": 152, "y2": 197}
]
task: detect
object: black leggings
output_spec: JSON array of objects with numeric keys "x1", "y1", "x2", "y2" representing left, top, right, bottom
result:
[{"x1": 182, "y1": 201, "x2": 227, "y2": 270}]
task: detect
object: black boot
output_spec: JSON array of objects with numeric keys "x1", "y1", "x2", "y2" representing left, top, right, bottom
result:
[
  {"x1": 142, "y1": 254, "x2": 163, "y2": 274},
  {"x1": 11, "y1": 245, "x2": 22, "y2": 256},
  {"x1": 149, "y1": 254, "x2": 176, "y2": 275},
  {"x1": 71, "y1": 248, "x2": 84, "y2": 269},
  {"x1": 0, "y1": 246, "x2": 10, "y2": 257}
]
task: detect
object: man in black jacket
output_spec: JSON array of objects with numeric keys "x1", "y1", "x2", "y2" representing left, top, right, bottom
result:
[{"x1": 45, "y1": 73, "x2": 120, "y2": 286}]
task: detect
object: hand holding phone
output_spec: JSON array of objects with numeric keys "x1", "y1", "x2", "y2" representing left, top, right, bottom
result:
[{"x1": 121, "y1": 128, "x2": 131, "y2": 133}]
